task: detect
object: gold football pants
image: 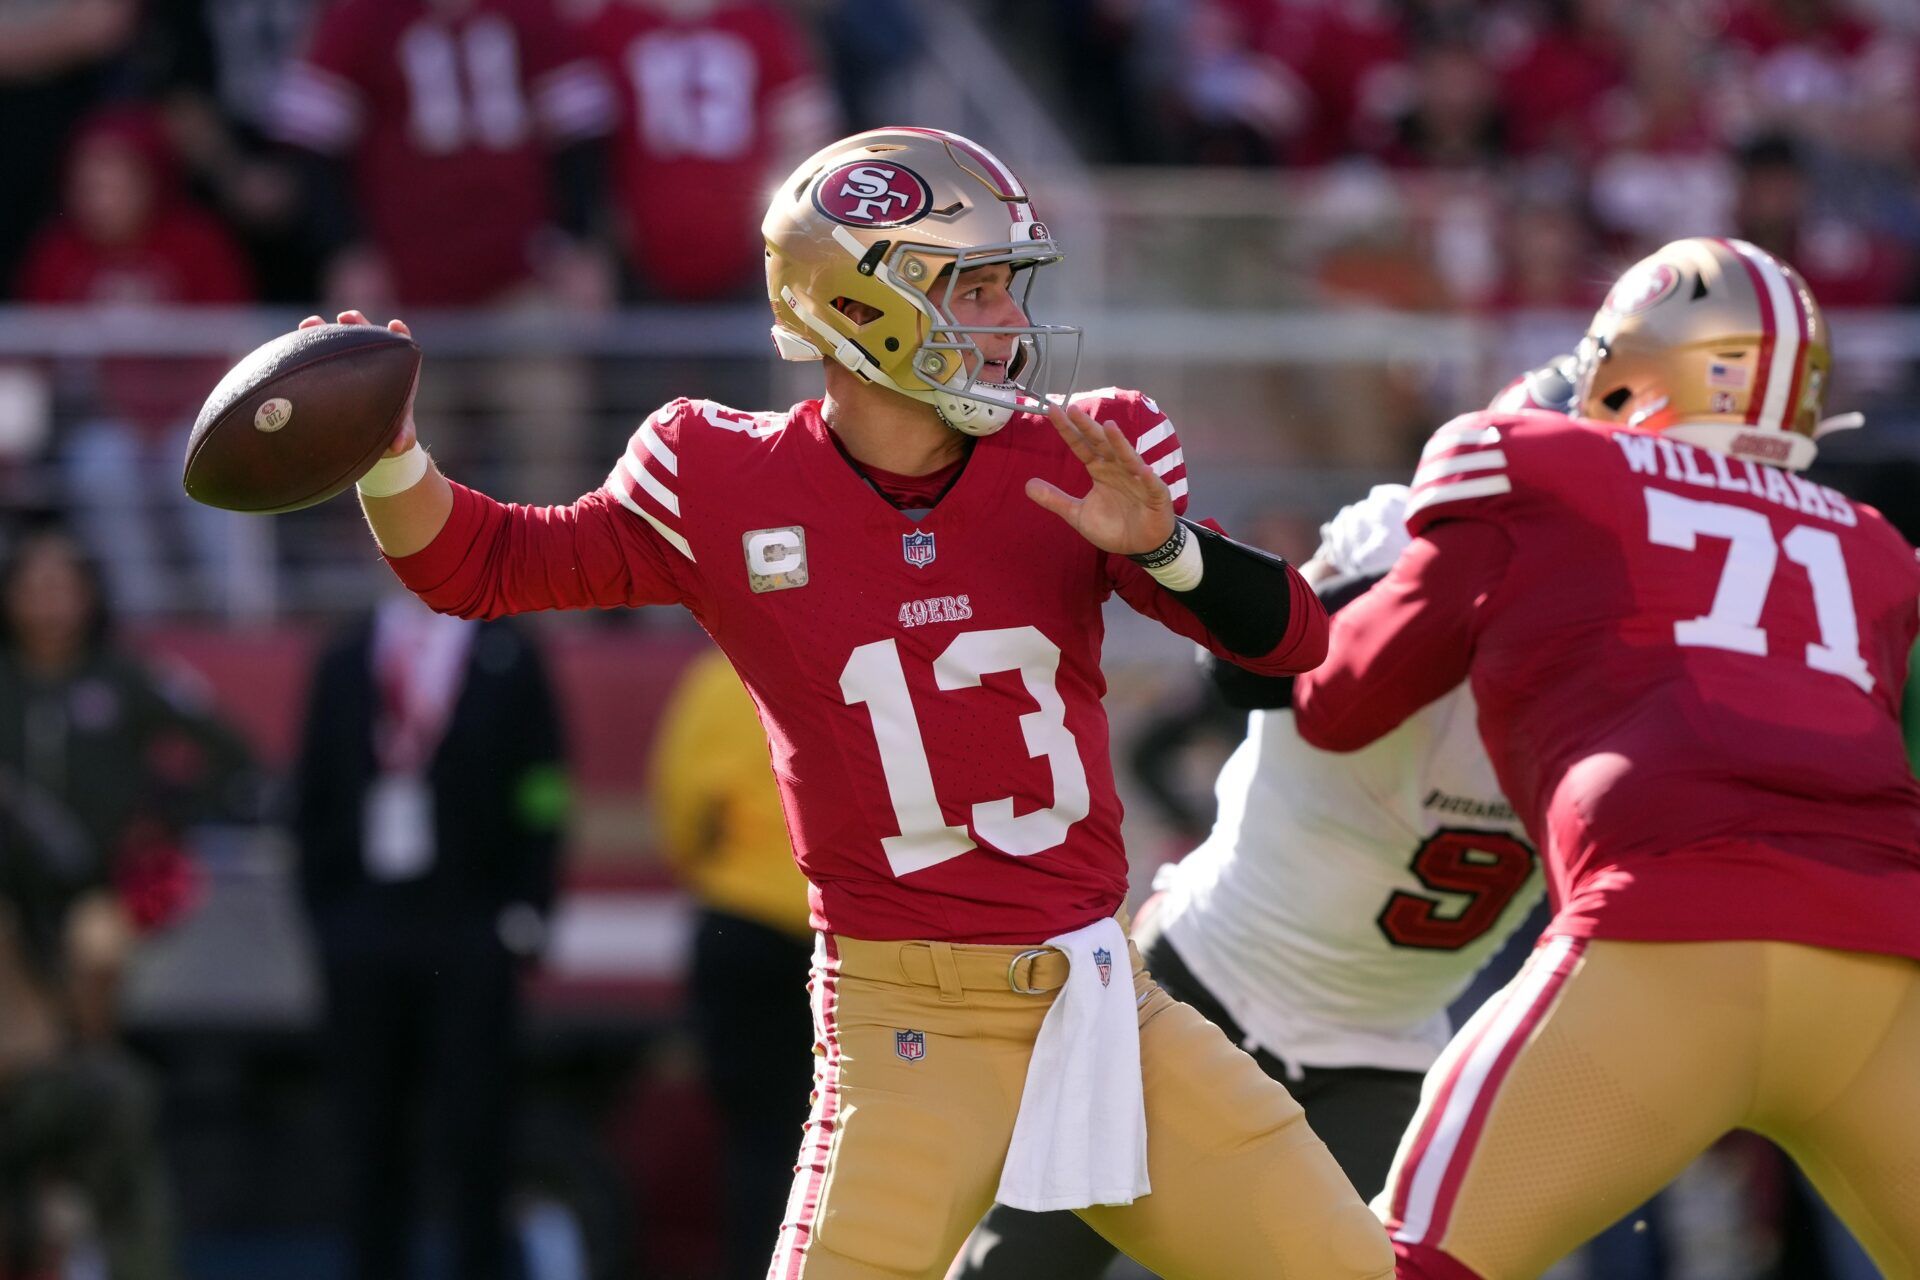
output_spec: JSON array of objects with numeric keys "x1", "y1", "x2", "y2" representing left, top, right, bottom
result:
[
  {"x1": 765, "y1": 932, "x2": 1392, "y2": 1280},
  {"x1": 1381, "y1": 936, "x2": 1920, "y2": 1279}
]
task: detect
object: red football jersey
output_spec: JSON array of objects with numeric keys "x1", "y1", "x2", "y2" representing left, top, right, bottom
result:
[
  {"x1": 1295, "y1": 410, "x2": 1920, "y2": 960},
  {"x1": 582, "y1": 0, "x2": 832, "y2": 300},
  {"x1": 391, "y1": 390, "x2": 1327, "y2": 942},
  {"x1": 275, "y1": 0, "x2": 612, "y2": 304}
]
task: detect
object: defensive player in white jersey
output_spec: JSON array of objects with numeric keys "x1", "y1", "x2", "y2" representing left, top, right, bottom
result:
[{"x1": 951, "y1": 366, "x2": 1570, "y2": 1280}]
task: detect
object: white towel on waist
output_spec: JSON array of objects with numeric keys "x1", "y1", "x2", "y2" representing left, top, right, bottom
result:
[{"x1": 996, "y1": 916, "x2": 1151, "y2": 1212}]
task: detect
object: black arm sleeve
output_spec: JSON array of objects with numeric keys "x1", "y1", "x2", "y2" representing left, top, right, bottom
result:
[
  {"x1": 1167, "y1": 518, "x2": 1296, "y2": 657},
  {"x1": 1207, "y1": 571, "x2": 1383, "y2": 709}
]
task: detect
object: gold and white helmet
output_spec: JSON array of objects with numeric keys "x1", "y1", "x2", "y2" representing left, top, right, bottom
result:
[
  {"x1": 1575, "y1": 236, "x2": 1861, "y2": 470},
  {"x1": 763, "y1": 127, "x2": 1080, "y2": 436}
]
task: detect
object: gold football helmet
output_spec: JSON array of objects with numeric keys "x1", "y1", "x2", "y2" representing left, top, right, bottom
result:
[
  {"x1": 1574, "y1": 237, "x2": 1860, "y2": 470},
  {"x1": 763, "y1": 127, "x2": 1080, "y2": 436}
]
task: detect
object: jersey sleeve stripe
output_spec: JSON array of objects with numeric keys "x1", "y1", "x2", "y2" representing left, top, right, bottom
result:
[
  {"x1": 1405, "y1": 474, "x2": 1512, "y2": 518},
  {"x1": 638, "y1": 420, "x2": 679, "y2": 475},
  {"x1": 1412, "y1": 449, "x2": 1507, "y2": 488},
  {"x1": 271, "y1": 67, "x2": 364, "y2": 150},
  {"x1": 1134, "y1": 421, "x2": 1176, "y2": 455},
  {"x1": 532, "y1": 64, "x2": 614, "y2": 138},
  {"x1": 1420, "y1": 424, "x2": 1501, "y2": 459},
  {"x1": 610, "y1": 475, "x2": 696, "y2": 561},
  {"x1": 1149, "y1": 448, "x2": 1185, "y2": 477},
  {"x1": 621, "y1": 451, "x2": 681, "y2": 517}
]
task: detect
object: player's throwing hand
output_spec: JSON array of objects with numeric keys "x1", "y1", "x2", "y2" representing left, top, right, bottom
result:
[
  {"x1": 1026, "y1": 402, "x2": 1177, "y2": 556},
  {"x1": 300, "y1": 310, "x2": 418, "y2": 457}
]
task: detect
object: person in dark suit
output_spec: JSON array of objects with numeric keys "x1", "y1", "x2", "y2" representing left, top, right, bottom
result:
[{"x1": 294, "y1": 591, "x2": 568, "y2": 1280}]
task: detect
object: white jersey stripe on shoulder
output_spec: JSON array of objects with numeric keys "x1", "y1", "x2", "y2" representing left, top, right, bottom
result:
[
  {"x1": 1730, "y1": 240, "x2": 1800, "y2": 433},
  {"x1": 1166, "y1": 477, "x2": 1189, "y2": 501},
  {"x1": 1393, "y1": 934, "x2": 1581, "y2": 1244},
  {"x1": 612, "y1": 481, "x2": 694, "y2": 561},
  {"x1": 1421, "y1": 424, "x2": 1502, "y2": 459},
  {"x1": 1134, "y1": 421, "x2": 1176, "y2": 456},
  {"x1": 1405, "y1": 474, "x2": 1511, "y2": 518},
  {"x1": 638, "y1": 419, "x2": 678, "y2": 474},
  {"x1": 1412, "y1": 449, "x2": 1507, "y2": 489},
  {"x1": 622, "y1": 452, "x2": 680, "y2": 517},
  {"x1": 1150, "y1": 449, "x2": 1185, "y2": 477}
]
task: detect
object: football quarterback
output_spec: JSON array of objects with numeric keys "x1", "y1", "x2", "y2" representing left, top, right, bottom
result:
[{"x1": 312, "y1": 128, "x2": 1390, "y2": 1280}]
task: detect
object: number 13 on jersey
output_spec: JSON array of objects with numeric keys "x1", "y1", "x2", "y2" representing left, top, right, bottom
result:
[{"x1": 840, "y1": 626, "x2": 1092, "y2": 877}]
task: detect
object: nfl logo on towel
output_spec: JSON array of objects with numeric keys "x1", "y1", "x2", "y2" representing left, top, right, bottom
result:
[
  {"x1": 895, "y1": 1029, "x2": 926, "y2": 1061},
  {"x1": 902, "y1": 530, "x2": 936, "y2": 567},
  {"x1": 1094, "y1": 947, "x2": 1113, "y2": 988}
]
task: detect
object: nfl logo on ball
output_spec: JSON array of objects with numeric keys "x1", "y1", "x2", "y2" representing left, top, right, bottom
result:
[
  {"x1": 902, "y1": 530, "x2": 936, "y2": 568},
  {"x1": 1094, "y1": 947, "x2": 1113, "y2": 988},
  {"x1": 895, "y1": 1029, "x2": 926, "y2": 1061}
]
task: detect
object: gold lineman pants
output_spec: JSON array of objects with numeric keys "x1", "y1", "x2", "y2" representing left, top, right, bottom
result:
[
  {"x1": 1381, "y1": 937, "x2": 1920, "y2": 1279},
  {"x1": 766, "y1": 933, "x2": 1392, "y2": 1280}
]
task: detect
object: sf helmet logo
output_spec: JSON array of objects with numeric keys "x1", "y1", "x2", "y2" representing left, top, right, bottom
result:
[
  {"x1": 1606, "y1": 261, "x2": 1680, "y2": 317},
  {"x1": 815, "y1": 161, "x2": 932, "y2": 228}
]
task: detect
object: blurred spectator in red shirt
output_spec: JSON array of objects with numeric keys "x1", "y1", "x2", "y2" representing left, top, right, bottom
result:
[
  {"x1": 1587, "y1": 8, "x2": 1735, "y2": 252},
  {"x1": 1733, "y1": 131, "x2": 1915, "y2": 308},
  {"x1": 273, "y1": 0, "x2": 616, "y2": 312},
  {"x1": 275, "y1": 0, "x2": 617, "y2": 501},
  {"x1": 16, "y1": 106, "x2": 253, "y2": 314},
  {"x1": 1499, "y1": 0, "x2": 1629, "y2": 156},
  {"x1": 582, "y1": 0, "x2": 837, "y2": 301},
  {"x1": 1260, "y1": 0, "x2": 1410, "y2": 165},
  {"x1": 1372, "y1": 31, "x2": 1507, "y2": 171},
  {"x1": 0, "y1": 0, "x2": 140, "y2": 293},
  {"x1": 14, "y1": 105, "x2": 272, "y2": 618},
  {"x1": 1715, "y1": 0, "x2": 1884, "y2": 148}
]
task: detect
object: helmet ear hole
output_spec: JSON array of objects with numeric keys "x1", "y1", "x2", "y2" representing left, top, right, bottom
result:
[
  {"x1": 832, "y1": 297, "x2": 883, "y2": 326},
  {"x1": 1602, "y1": 387, "x2": 1632, "y2": 412}
]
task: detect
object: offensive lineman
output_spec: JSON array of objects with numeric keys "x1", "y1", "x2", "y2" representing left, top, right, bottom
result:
[
  {"x1": 1294, "y1": 237, "x2": 1920, "y2": 1279},
  {"x1": 310, "y1": 129, "x2": 1391, "y2": 1280},
  {"x1": 954, "y1": 369, "x2": 1573, "y2": 1280}
]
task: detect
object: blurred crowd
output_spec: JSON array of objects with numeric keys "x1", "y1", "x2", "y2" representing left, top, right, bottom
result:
[
  {"x1": 4, "y1": 0, "x2": 1918, "y2": 321},
  {"x1": 0, "y1": 4, "x2": 1918, "y2": 1275},
  {"x1": 0, "y1": 0, "x2": 854, "y2": 315},
  {"x1": 1028, "y1": 0, "x2": 1920, "y2": 313}
]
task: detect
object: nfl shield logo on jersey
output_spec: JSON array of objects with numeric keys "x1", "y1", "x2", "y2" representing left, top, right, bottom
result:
[
  {"x1": 902, "y1": 530, "x2": 936, "y2": 568},
  {"x1": 895, "y1": 1029, "x2": 927, "y2": 1062},
  {"x1": 1094, "y1": 947, "x2": 1113, "y2": 988}
]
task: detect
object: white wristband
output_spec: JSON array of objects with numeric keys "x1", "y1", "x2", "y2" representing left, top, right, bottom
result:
[
  {"x1": 356, "y1": 443, "x2": 429, "y2": 498},
  {"x1": 1143, "y1": 532, "x2": 1204, "y2": 591}
]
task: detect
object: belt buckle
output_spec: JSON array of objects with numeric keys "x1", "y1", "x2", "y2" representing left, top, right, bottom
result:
[{"x1": 1007, "y1": 948, "x2": 1053, "y2": 995}]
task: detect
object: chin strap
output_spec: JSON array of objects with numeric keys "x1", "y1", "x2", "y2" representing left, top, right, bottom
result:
[{"x1": 1814, "y1": 412, "x2": 1865, "y2": 438}]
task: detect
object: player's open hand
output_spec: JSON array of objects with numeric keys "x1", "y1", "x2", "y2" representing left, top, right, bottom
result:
[
  {"x1": 1026, "y1": 402, "x2": 1177, "y2": 556},
  {"x1": 300, "y1": 310, "x2": 418, "y2": 457}
]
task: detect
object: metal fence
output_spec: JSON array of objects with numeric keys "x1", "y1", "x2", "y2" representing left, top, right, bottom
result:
[{"x1": 1, "y1": 286, "x2": 1916, "y2": 620}]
